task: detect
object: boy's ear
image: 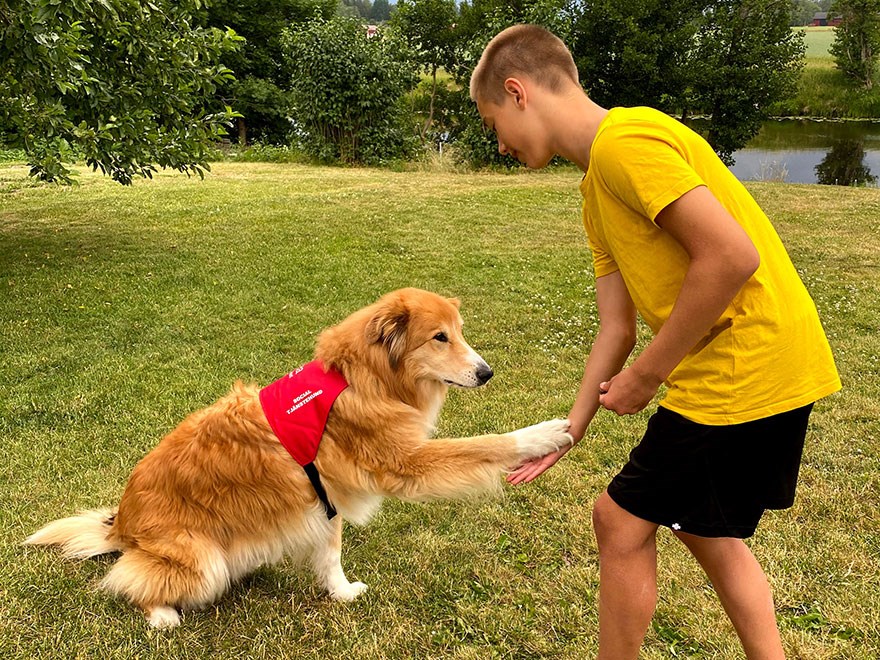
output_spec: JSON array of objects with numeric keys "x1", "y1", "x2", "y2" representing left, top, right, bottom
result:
[{"x1": 503, "y1": 77, "x2": 527, "y2": 108}]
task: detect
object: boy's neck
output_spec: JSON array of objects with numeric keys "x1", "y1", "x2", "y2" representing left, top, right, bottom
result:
[{"x1": 547, "y1": 88, "x2": 608, "y2": 172}]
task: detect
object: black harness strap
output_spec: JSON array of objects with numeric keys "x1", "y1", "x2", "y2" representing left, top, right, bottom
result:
[{"x1": 303, "y1": 462, "x2": 337, "y2": 520}]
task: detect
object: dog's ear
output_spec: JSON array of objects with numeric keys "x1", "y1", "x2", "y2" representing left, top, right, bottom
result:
[
  {"x1": 365, "y1": 302, "x2": 409, "y2": 369},
  {"x1": 447, "y1": 297, "x2": 461, "y2": 310}
]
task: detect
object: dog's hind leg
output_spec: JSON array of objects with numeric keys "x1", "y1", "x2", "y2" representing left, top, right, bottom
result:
[
  {"x1": 100, "y1": 538, "x2": 230, "y2": 628},
  {"x1": 309, "y1": 516, "x2": 367, "y2": 602}
]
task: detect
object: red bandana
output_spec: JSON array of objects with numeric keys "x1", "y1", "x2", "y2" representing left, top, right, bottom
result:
[{"x1": 259, "y1": 360, "x2": 349, "y2": 466}]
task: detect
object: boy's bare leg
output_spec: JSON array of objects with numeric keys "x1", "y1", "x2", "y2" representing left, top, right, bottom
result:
[
  {"x1": 592, "y1": 491, "x2": 660, "y2": 660},
  {"x1": 674, "y1": 532, "x2": 785, "y2": 660}
]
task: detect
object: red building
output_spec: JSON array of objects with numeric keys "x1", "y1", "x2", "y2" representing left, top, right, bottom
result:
[{"x1": 811, "y1": 12, "x2": 843, "y2": 27}]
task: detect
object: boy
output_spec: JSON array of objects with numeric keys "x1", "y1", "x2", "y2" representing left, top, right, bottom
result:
[{"x1": 471, "y1": 24, "x2": 841, "y2": 660}]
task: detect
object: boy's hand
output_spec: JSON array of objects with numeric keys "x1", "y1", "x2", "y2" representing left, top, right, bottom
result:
[
  {"x1": 598, "y1": 365, "x2": 661, "y2": 415},
  {"x1": 506, "y1": 443, "x2": 573, "y2": 485}
]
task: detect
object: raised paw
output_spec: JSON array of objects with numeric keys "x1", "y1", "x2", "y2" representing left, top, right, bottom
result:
[
  {"x1": 510, "y1": 418, "x2": 572, "y2": 459},
  {"x1": 329, "y1": 581, "x2": 368, "y2": 602}
]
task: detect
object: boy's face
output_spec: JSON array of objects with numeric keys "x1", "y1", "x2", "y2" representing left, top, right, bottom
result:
[{"x1": 476, "y1": 81, "x2": 554, "y2": 169}]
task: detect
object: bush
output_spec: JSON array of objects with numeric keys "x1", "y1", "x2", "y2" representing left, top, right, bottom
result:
[
  {"x1": 0, "y1": 146, "x2": 27, "y2": 164},
  {"x1": 281, "y1": 18, "x2": 421, "y2": 165},
  {"x1": 407, "y1": 77, "x2": 459, "y2": 144}
]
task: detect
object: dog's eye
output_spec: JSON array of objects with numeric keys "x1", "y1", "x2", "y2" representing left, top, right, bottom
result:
[{"x1": 433, "y1": 332, "x2": 448, "y2": 343}]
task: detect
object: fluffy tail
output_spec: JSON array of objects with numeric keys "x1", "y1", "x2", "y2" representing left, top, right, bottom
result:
[{"x1": 24, "y1": 508, "x2": 122, "y2": 559}]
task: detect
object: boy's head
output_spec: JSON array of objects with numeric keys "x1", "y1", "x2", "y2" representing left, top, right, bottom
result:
[
  {"x1": 469, "y1": 24, "x2": 579, "y2": 106},
  {"x1": 470, "y1": 24, "x2": 579, "y2": 168}
]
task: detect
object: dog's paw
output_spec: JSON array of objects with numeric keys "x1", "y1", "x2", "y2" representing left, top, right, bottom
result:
[
  {"x1": 146, "y1": 605, "x2": 181, "y2": 629},
  {"x1": 510, "y1": 418, "x2": 572, "y2": 459},
  {"x1": 330, "y1": 581, "x2": 368, "y2": 602}
]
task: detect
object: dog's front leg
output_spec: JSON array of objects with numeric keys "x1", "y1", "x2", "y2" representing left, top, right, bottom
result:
[
  {"x1": 374, "y1": 418, "x2": 572, "y2": 501},
  {"x1": 310, "y1": 515, "x2": 367, "y2": 601}
]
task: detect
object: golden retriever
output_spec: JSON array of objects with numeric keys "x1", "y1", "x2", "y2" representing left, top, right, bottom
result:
[{"x1": 25, "y1": 288, "x2": 571, "y2": 628}]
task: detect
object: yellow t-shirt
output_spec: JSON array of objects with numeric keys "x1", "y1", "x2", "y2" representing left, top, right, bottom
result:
[{"x1": 581, "y1": 107, "x2": 841, "y2": 425}]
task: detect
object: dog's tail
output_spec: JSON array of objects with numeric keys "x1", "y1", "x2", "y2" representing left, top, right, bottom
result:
[{"x1": 24, "y1": 508, "x2": 122, "y2": 559}]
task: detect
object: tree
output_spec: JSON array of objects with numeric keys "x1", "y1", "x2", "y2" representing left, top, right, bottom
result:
[
  {"x1": 0, "y1": 0, "x2": 241, "y2": 184},
  {"x1": 391, "y1": 0, "x2": 459, "y2": 139},
  {"x1": 282, "y1": 17, "x2": 420, "y2": 164},
  {"x1": 370, "y1": 0, "x2": 392, "y2": 22},
  {"x1": 814, "y1": 138, "x2": 877, "y2": 185},
  {"x1": 571, "y1": 0, "x2": 803, "y2": 164},
  {"x1": 830, "y1": 0, "x2": 880, "y2": 89},
  {"x1": 200, "y1": 0, "x2": 337, "y2": 146},
  {"x1": 790, "y1": 0, "x2": 821, "y2": 26},
  {"x1": 452, "y1": 0, "x2": 576, "y2": 84},
  {"x1": 337, "y1": 0, "x2": 360, "y2": 17},
  {"x1": 689, "y1": 0, "x2": 805, "y2": 164},
  {"x1": 340, "y1": 0, "x2": 373, "y2": 19},
  {"x1": 572, "y1": 0, "x2": 703, "y2": 114}
]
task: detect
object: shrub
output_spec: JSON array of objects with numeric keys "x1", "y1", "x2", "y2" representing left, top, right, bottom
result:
[
  {"x1": 281, "y1": 18, "x2": 420, "y2": 165},
  {"x1": 0, "y1": 146, "x2": 27, "y2": 164}
]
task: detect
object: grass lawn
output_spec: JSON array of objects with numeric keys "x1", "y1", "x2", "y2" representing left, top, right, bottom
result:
[{"x1": 1, "y1": 162, "x2": 878, "y2": 659}]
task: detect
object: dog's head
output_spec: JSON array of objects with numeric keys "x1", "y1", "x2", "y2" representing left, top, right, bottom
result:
[
  {"x1": 365, "y1": 288, "x2": 493, "y2": 387},
  {"x1": 318, "y1": 288, "x2": 493, "y2": 388}
]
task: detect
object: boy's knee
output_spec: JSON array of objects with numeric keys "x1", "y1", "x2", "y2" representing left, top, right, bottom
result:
[
  {"x1": 592, "y1": 491, "x2": 657, "y2": 555},
  {"x1": 591, "y1": 491, "x2": 619, "y2": 544},
  {"x1": 593, "y1": 492, "x2": 617, "y2": 541}
]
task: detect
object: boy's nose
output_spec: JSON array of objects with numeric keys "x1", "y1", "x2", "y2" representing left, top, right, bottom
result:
[{"x1": 498, "y1": 140, "x2": 508, "y2": 155}]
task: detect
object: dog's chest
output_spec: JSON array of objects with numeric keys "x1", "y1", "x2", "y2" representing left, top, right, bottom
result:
[
  {"x1": 338, "y1": 494, "x2": 384, "y2": 526},
  {"x1": 423, "y1": 391, "x2": 446, "y2": 435}
]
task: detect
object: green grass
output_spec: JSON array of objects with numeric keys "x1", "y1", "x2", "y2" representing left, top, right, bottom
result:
[
  {"x1": 773, "y1": 59, "x2": 880, "y2": 118},
  {"x1": 2, "y1": 163, "x2": 878, "y2": 659},
  {"x1": 799, "y1": 26, "x2": 838, "y2": 59}
]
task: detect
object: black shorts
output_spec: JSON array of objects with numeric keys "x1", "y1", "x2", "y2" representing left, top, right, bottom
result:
[{"x1": 606, "y1": 404, "x2": 813, "y2": 539}]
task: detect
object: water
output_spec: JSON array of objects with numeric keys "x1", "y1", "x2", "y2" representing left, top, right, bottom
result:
[{"x1": 725, "y1": 119, "x2": 880, "y2": 187}]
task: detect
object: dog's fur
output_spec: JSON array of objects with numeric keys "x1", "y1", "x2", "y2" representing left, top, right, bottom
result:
[{"x1": 25, "y1": 288, "x2": 571, "y2": 628}]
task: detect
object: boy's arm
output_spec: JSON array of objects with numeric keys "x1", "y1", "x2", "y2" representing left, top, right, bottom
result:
[
  {"x1": 507, "y1": 270, "x2": 637, "y2": 485},
  {"x1": 598, "y1": 185, "x2": 760, "y2": 415}
]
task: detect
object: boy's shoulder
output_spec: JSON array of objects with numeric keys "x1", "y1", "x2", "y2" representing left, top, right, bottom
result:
[
  {"x1": 589, "y1": 107, "x2": 670, "y2": 170},
  {"x1": 590, "y1": 107, "x2": 708, "y2": 172},
  {"x1": 596, "y1": 107, "x2": 684, "y2": 143}
]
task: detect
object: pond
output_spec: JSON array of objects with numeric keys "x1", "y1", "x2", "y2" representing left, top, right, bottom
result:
[{"x1": 722, "y1": 119, "x2": 880, "y2": 187}]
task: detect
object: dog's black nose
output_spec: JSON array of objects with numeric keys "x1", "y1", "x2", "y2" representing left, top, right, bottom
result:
[{"x1": 476, "y1": 364, "x2": 494, "y2": 385}]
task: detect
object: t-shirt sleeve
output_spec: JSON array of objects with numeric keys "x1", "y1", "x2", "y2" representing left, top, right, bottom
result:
[
  {"x1": 592, "y1": 121, "x2": 706, "y2": 224},
  {"x1": 587, "y1": 235, "x2": 619, "y2": 278}
]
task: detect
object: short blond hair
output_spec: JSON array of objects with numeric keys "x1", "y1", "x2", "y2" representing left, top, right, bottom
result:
[{"x1": 470, "y1": 24, "x2": 579, "y2": 105}]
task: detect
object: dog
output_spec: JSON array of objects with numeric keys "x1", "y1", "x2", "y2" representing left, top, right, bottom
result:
[{"x1": 25, "y1": 288, "x2": 572, "y2": 628}]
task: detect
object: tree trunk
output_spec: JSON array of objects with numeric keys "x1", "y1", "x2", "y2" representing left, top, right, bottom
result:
[
  {"x1": 237, "y1": 117, "x2": 247, "y2": 146},
  {"x1": 422, "y1": 65, "x2": 438, "y2": 142}
]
